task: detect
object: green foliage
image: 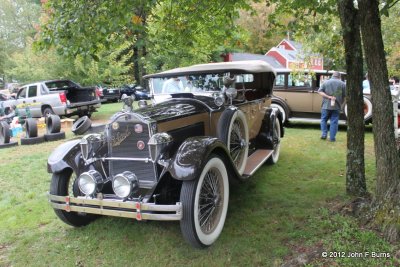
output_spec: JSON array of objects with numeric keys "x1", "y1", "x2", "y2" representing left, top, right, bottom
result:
[
  {"x1": 6, "y1": 39, "x2": 134, "y2": 86},
  {"x1": 235, "y1": 2, "x2": 287, "y2": 54},
  {"x1": 145, "y1": 0, "x2": 251, "y2": 72},
  {"x1": 0, "y1": 0, "x2": 41, "y2": 83},
  {"x1": 381, "y1": 3, "x2": 400, "y2": 77}
]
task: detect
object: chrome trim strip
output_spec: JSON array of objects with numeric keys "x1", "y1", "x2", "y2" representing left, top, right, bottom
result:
[
  {"x1": 48, "y1": 194, "x2": 182, "y2": 221},
  {"x1": 103, "y1": 157, "x2": 152, "y2": 163}
]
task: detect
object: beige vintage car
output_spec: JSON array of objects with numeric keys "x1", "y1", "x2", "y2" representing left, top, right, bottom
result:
[{"x1": 271, "y1": 69, "x2": 373, "y2": 124}]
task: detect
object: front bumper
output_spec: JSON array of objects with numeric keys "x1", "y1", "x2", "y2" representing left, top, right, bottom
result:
[{"x1": 48, "y1": 193, "x2": 182, "y2": 221}]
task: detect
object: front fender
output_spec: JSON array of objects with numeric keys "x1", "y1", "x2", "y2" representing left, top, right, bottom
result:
[
  {"x1": 167, "y1": 136, "x2": 240, "y2": 181},
  {"x1": 47, "y1": 139, "x2": 84, "y2": 174}
]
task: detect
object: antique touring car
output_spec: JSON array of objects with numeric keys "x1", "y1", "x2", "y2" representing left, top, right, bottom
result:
[{"x1": 47, "y1": 60, "x2": 284, "y2": 248}]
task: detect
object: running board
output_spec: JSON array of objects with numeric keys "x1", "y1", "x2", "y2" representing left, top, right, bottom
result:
[{"x1": 243, "y1": 149, "x2": 274, "y2": 176}]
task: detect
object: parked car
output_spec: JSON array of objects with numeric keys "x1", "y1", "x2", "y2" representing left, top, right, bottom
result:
[
  {"x1": 97, "y1": 84, "x2": 120, "y2": 102},
  {"x1": 271, "y1": 69, "x2": 373, "y2": 124},
  {"x1": 120, "y1": 84, "x2": 150, "y2": 100},
  {"x1": 47, "y1": 60, "x2": 284, "y2": 248},
  {"x1": 1, "y1": 80, "x2": 102, "y2": 118}
]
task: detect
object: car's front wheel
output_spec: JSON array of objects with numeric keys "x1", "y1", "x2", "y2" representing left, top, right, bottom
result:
[
  {"x1": 217, "y1": 109, "x2": 249, "y2": 175},
  {"x1": 50, "y1": 169, "x2": 97, "y2": 227},
  {"x1": 180, "y1": 155, "x2": 229, "y2": 248}
]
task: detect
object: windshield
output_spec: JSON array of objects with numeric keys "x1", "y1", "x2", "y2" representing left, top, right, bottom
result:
[{"x1": 150, "y1": 74, "x2": 226, "y2": 95}]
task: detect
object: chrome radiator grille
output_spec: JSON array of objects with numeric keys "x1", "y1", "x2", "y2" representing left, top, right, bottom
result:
[{"x1": 108, "y1": 116, "x2": 156, "y2": 186}]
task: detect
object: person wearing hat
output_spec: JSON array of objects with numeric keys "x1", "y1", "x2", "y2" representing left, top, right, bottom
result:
[{"x1": 317, "y1": 71, "x2": 346, "y2": 142}]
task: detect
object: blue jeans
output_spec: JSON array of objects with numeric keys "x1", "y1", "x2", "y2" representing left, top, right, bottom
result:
[{"x1": 321, "y1": 109, "x2": 340, "y2": 141}]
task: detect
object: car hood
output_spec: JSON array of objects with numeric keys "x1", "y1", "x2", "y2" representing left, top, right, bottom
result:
[{"x1": 134, "y1": 97, "x2": 219, "y2": 123}]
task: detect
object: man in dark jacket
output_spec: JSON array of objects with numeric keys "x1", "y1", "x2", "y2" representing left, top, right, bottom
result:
[{"x1": 317, "y1": 71, "x2": 346, "y2": 142}]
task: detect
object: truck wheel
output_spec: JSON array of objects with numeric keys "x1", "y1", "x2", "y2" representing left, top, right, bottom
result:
[
  {"x1": 217, "y1": 109, "x2": 249, "y2": 175},
  {"x1": 25, "y1": 118, "x2": 38, "y2": 138},
  {"x1": 0, "y1": 121, "x2": 11, "y2": 144},
  {"x1": 21, "y1": 136, "x2": 45, "y2": 145},
  {"x1": 50, "y1": 168, "x2": 97, "y2": 227},
  {"x1": 71, "y1": 116, "x2": 92, "y2": 135},
  {"x1": 266, "y1": 117, "x2": 281, "y2": 165},
  {"x1": 180, "y1": 155, "x2": 229, "y2": 248},
  {"x1": 44, "y1": 131, "x2": 66, "y2": 141},
  {"x1": 46, "y1": 114, "x2": 61, "y2": 134},
  {"x1": 42, "y1": 107, "x2": 54, "y2": 117}
]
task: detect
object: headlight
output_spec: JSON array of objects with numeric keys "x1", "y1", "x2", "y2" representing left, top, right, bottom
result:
[
  {"x1": 148, "y1": 133, "x2": 173, "y2": 162},
  {"x1": 78, "y1": 170, "x2": 103, "y2": 196},
  {"x1": 112, "y1": 171, "x2": 139, "y2": 198},
  {"x1": 213, "y1": 93, "x2": 225, "y2": 107}
]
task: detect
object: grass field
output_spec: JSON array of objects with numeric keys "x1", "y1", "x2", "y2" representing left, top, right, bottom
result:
[{"x1": 0, "y1": 102, "x2": 398, "y2": 266}]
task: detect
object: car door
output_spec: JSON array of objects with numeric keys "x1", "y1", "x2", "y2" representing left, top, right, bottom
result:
[{"x1": 273, "y1": 73, "x2": 313, "y2": 113}]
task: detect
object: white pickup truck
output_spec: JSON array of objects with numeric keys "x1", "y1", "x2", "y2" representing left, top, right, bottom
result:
[{"x1": 1, "y1": 80, "x2": 102, "y2": 118}]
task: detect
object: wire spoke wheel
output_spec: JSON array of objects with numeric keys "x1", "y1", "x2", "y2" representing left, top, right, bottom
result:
[
  {"x1": 180, "y1": 155, "x2": 229, "y2": 248},
  {"x1": 217, "y1": 109, "x2": 249, "y2": 175}
]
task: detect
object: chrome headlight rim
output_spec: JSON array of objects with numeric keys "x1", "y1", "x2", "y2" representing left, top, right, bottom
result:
[
  {"x1": 112, "y1": 171, "x2": 139, "y2": 199},
  {"x1": 78, "y1": 170, "x2": 103, "y2": 196}
]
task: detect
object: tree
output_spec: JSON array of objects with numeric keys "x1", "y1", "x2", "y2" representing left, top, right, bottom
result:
[
  {"x1": 337, "y1": 0, "x2": 366, "y2": 196},
  {"x1": 145, "y1": 0, "x2": 250, "y2": 72},
  {"x1": 267, "y1": 0, "x2": 367, "y2": 197},
  {"x1": 0, "y1": 0, "x2": 41, "y2": 83},
  {"x1": 359, "y1": 0, "x2": 400, "y2": 202},
  {"x1": 235, "y1": 2, "x2": 286, "y2": 54},
  {"x1": 36, "y1": 0, "x2": 153, "y2": 83}
]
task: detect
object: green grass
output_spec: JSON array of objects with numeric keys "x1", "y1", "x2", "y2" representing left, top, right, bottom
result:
[{"x1": 0, "y1": 103, "x2": 398, "y2": 267}]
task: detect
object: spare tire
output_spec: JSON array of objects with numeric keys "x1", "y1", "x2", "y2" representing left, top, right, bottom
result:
[
  {"x1": 71, "y1": 116, "x2": 92, "y2": 135},
  {"x1": 25, "y1": 118, "x2": 38, "y2": 138},
  {"x1": 46, "y1": 114, "x2": 61, "y2": 134},
  {"x1": 44, "y1": 131, "x2": 66, "y2": 142},
  {"x1": 21, "y1": 136, "x2": 45, "y2": 145},
  {"x1": 0, "y1": 121, "x2": 11, "y2": 144}
]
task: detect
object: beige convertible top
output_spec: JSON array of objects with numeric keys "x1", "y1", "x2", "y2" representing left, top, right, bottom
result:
[{"x1": 144, "y1": 60, "x2": 276, "y2": 78}]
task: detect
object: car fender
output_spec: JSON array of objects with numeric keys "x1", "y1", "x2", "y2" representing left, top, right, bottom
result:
[
  {"x1": 167, "y1": 136, "x2": 241, "y2": 181},
  {"x1": 47, "y1": 139, "x2": 84, "y2": 174},
  {"x1": 256, "y1": 108, "x2": 284, "y2": 149}
]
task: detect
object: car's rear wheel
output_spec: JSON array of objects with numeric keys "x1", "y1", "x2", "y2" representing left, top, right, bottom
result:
[
  {"x1": 344, "y1": 97, "x2": 373, "y2": 122},
  {"x1": 50, "y1": 169, "x2": 97, "y2": 227},
  {"x1": 180, "y1": 155, "x2": 229, "y2": 248},
  {"x1": 267, "y1": 117, "x2": 281, "y2": 165},
  {"x1": 217, "y1": 109, "x2": 249, "y2": 175}
]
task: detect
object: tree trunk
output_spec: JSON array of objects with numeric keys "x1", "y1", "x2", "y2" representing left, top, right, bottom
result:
[
  {"x1": 337, "y1": 0, "x2": 367, "y2": 196},
  {"x1": 358, "y1": 0, "x2": 400, "y2": 201},
  {"x1": 133, "y1": 44, "x2": 141, "y2": 85}
]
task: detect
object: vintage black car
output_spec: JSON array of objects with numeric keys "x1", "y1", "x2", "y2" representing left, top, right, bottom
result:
[{"x1": 47, "y1": 60, "x2": 284, "y2": 248}]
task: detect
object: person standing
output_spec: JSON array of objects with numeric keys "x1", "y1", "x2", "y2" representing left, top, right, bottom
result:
[{"x1": 317, "y1": 71, "x2": 346, "y2": 142}]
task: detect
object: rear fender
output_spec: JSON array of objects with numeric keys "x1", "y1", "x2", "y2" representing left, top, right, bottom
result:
[
  {"x1": 256, "y1": 108, "x2": 284, "y2": 149},
  {"x1": 167, "y1": 137, "x2": 240, "y2": 181},
  {"x1": 47, "y1": 139, "x2": 84, "y2": 174}
]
